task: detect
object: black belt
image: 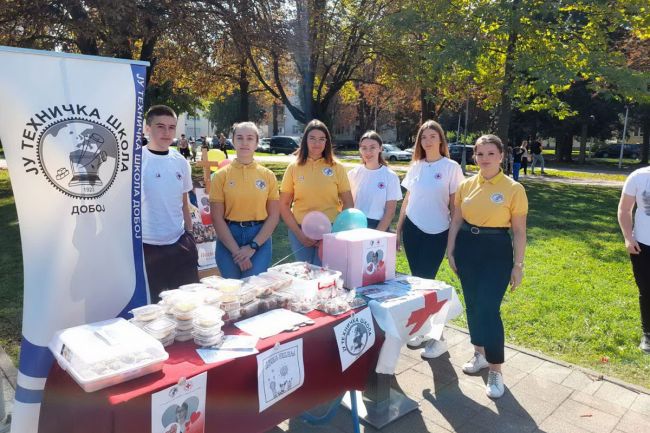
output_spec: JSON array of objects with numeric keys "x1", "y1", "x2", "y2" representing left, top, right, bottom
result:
[
  {"x1": 226, "y1": 219, "x2": 265, "y2": 227},
  {"x1": 460, "y1": 221, "x2": 509, "y2": 235}
]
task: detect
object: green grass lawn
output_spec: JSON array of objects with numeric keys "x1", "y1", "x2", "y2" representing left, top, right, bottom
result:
[{"x1": 1, "y1": 164, "x2": 649, "y2": 388}]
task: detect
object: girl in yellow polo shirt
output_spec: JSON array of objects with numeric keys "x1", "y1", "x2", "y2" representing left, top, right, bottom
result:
[
  {"x1": 280, "y1": 119, "x2": 354, "y2": 265},
  {"x1": 210, "y1": 122, "x2": 280, "y2": 278},
  {"x1": 447, "y1": 134, "x2": 528, "y2": 399}
]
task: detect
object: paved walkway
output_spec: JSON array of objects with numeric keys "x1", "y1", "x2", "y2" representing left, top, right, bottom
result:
[{"x1": 3, "y1": 326, "x2": 648, "y2": 433}]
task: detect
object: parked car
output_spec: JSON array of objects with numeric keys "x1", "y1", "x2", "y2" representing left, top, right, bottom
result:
[
  {"x1": 269, "y1": 136, "x2": 300, "y2": 154},
  {"x1": 382, "y1": 144, "x2": 412, "y2": 162},
  {"x1": 258, "y1": 138, "x2": 271, "y2": 153},
  {"x1": 593, "y1": 144, "x2": 640, "y2": 159},
  {"x1": 448, "y1": 142, "x2": 474, "y2": 163}
]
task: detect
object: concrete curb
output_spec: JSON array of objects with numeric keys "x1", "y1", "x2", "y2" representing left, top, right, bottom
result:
[
  {"x1": 0, "y1": 347, "x2": 16, "y2": 390},
  {"x1": 445, "y1": 323, "x2": 650, "y2": 396}
]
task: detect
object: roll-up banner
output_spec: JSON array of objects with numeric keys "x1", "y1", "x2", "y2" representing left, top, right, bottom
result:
[{"x1": 0, "y1": 46, "x2": 149, "y2": 433}]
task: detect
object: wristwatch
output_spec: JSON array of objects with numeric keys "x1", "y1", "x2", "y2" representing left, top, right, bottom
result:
[{"x1": 248, "y1": 241, "x2": 260, "y2": 251}]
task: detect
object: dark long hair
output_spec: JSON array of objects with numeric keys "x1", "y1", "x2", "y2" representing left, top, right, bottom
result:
[
  {"x1": 359, "y1": 130, "x2": 386, "y2": 166},
  {"x1": 297, "y1": 119, "x2": 334, "y2": 165},
  {"x1": 413, "y1": 120, "x2": 449, "y2": 161}
]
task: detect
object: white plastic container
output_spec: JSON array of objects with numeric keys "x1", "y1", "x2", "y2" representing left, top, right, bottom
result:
[
  {"x1": 269, "y1": 262, "x2": 342, "y2": 301},
  {"x1": 129, "y1": 304, "x2": 165, "y2": 322},
  {"x1": 143, "y1": 317, "x2": 177, "y2": 339},
  {"x1": 49, "y1": 318, "x2": 169, "y2": 392}
]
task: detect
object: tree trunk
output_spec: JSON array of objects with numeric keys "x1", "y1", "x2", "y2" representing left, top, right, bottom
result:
[
  {"x1": 238, "y1": 63, "x2": 250, "y2": 122},
  {"x1": 420, "y1": 89, "x2": 436, "y2": 122},
  {"x1": 495, "y1": 0, "x2": 521, "y2": 147},
  {"x1": 272, "y1": 102, "x2": 279, "y2": 136},
  {"x1": 642, "y1": 121, "x2": 649, "y2": 164},
  {"x1": 578, "y1": 122, "x2": 588, "y2": 164}
]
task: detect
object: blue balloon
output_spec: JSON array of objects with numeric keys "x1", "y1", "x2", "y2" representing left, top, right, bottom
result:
[{"x1": 332, "y1": 208, "x2": 368, "y2": 232}]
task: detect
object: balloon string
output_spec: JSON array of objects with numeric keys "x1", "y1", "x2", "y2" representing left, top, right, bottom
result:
[{"x1": 271, "y1": 241, "x2": 321, "y2": 267}]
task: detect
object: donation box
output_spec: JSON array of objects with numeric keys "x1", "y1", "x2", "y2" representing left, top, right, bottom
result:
[{"x1": 323, "y1": 228, "x2": 396, "y2": 289}]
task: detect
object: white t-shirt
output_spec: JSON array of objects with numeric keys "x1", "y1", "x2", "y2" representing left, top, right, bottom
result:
[
  {"x1": 347, "y1": 165, "x2": 402, "y2": 220},
  {"x1": 401, "y1": 158, "x2": 465, "y2": 234},
  {"x1": 142, "y1": 147, "x2": 193, "y2": 245},
  {"x1": 622, "y1": 166, "x2": 650, "y2": 245}
]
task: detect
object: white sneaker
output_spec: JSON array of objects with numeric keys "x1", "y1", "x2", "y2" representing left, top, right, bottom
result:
[
  {"x1": 462, "y1": 351, "x2": 489, "y2": 374},
  {"x1": 406, "y1": 334, "x2": 430, "y2": 348},
  {"x1": 421, "y1": 339, "x2": 448, "y2": 359},
  {"x1": 486, "y1": 371, "x2": 505, "y2": 398}
]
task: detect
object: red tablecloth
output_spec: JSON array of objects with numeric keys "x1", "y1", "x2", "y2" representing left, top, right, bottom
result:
[{"x1": 38, "y1": 309, "x2": 382, "y2": 433}]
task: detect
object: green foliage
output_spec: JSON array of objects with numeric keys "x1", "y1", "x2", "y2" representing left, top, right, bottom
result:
[
  {"x1": 207, "y1": 91, "x2": 266, "y2": 134},
  {"x1": 145, "y1": 80, "x2": 203, "y2": 115}
]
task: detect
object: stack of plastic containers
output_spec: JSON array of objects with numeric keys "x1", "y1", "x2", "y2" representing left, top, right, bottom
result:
[{"x1": 192, "y1": 306, "x2": 225, "y2": 347}]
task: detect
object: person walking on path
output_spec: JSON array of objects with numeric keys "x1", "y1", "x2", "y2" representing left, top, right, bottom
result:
[
  {"x1": 347, "y1": 130, "x2": 402, "y2": 231},
  {"x1": 210, "y1": 122, "x2": 279, "y2": 278},
  {"x1": 447, "y1": 134, "x2": 528, "y2": 399},
  {"x1": 396, "y1": 120, "x2": 464, "y2": 359},
  {"x1": 512, "y1": 142, "x2": 525, "y2": 181},
  {"x1": 280, "y1": 119, "x2": 353, "y2": 265},
  {"x1": 618, "y1": 166, "x2": 650, "y2": 353},
  {"x1": 530, "y1": 138, "x2": 545, "y2": 174},
  {"x1": 521, "y1": 140, "x2": 529, "y2": 175}
]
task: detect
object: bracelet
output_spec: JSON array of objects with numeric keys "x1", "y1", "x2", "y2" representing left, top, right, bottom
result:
[{"x1": 513, "y1": 262, "x2": 524, "y2": 269}]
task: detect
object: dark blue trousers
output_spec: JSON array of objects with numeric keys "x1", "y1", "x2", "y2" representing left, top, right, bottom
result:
[
  {"x1": 402, "y1": 216, "x2": 448, "y2": 279},
  {"x1": 455, "y1": 229, "x2": 513, "y2": 364}
]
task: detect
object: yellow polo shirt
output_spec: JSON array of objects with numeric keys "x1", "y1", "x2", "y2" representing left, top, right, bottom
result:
[
  {"x1": 280, "y1": 158, "x2": 351, "y2": 223},
  {"x1": 209, "y1": 159, "x2": 279, "y2": 221},
  {"x1": 455, "y1": 171, "x2": 528, "y2": 227}
]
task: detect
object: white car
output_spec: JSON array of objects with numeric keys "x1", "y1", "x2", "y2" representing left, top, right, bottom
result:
[{"x1": 382, "y1": 144, "x2": 411, "y2": 162}]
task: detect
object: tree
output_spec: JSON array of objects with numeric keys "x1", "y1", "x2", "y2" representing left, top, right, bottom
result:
[{"x1": 207, "y1": 90, "x2": 266, "y2": 134}]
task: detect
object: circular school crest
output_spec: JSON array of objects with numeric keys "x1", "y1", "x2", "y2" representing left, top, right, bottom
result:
[
  {"x1": 37, "y1": 118, "x2": 120, "y2": 199},
  {"x1": 255, "y1": 179, "x2": 267, "y2": 190},
  {"x1": 344, "y1": 322, "x2": 370, "y2": 356},
  {"x1": 377, "y1": 181, "x2": 386, "y2": 189},
  {"x1": 434, "y1": 173, "x2": 443, "y2": 180},
  {"x1": 322, "y1": 167, "x2": 334, "y2": 177},
  {"x1": 490, "y1": 193, "x2": 505, "y2": 204}
]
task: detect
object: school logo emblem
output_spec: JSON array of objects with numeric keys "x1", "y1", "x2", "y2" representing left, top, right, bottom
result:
[
  {"x1": 377, "y1": 182, "x2": 386, "y2": 189},
  {"x1": 342, "y1": 320, "x2": 371, "y2": 356},
  {"x1": 491, "y1": 193, "x2": 505, "y2": 204},
  {"x1": 435, "y1": 173, "x2": 442, "y2": 180},
  {"x1": 228, "y1": 180, "x2": 236, "y2": 187},
  {"x1": 36, "y1": 117, "x2": 120, "y2": 198},
  {"x1": 297, "y1": 175, "x2": 305, "y2": 182},
  {"x1": 255, "y1": 179, "x2": 267, "y2": 190},
  {"x1": 176, "y1": 172, "x2": 182, "y2": 181},
  {"x1": 322, "y1": 167, "x2": 334, "y2": 177}
]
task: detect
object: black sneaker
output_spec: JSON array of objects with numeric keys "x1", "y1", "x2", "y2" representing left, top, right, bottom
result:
[{"x1": 640, "y1": 334, "x2": 650, "y2": 354}]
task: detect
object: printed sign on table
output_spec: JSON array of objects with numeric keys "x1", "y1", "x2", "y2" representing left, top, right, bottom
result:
[
  {"x1": 333, "y1": 307, "x2": 376, "y2": 372},
  {"x1": 362, "y1": 237, "x2": 387, "y2": 286},
  {"x1": 257, "y1": 339, "x2": 304, "y2": 412},
  {"x1": 151, "y1": 372, "x2": 207, "y2": 433},
  {"x1": 189, "y1": 187, "x2": 217, "y2": 269}
]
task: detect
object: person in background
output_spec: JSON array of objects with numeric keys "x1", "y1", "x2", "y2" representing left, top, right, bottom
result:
[
  {"x1": 178, "y1": 133, "x2": 190, "y2": 159},
  {"x1": 618, "y1": 165, "x2": 650, "y2": 354},
  {"x1": 512, "y1": 141, "x2": 525, "y2": 181},
  {"x1": 280, "y1": 119, "x2": 353, "y2": 265},
  {"x1": 347, "y1": 131, "x2": 402, "y2": 231},
  {"x1": 447, "y1": 134, "x2": 528, "y2": 399},
  {"x1": 530, "y1": 138, "x2": 545, "y2": 174},
  {"x1": 142, "y1": 105, "x2": 199, "y2": 302},
  {"x1": 217, "y1": 133, "x2": 229, "y2": 159},
  {"x1": 210, "y1": 122, "x2": 279, "y2": 278},
  {"x1": 521, "y1": 140, "x2": 529, "y2": 176},
  {"x1": 396, "y1": 120, "x2": 464, "y2": 359}
]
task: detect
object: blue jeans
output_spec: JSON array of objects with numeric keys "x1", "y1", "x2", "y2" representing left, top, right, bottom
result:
[
  {"x1": 215, "y1": 222, "x2": 272, "y2": 278},
  {"x1": 513, "y1": 162, "x2": 521, "y2": 181},
  {"x1": 288, "y1": 228, "x2": 321, "y2": 266}
]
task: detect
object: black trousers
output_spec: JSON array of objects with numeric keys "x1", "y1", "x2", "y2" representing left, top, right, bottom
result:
[
  {"x1": 521, "y1": 157, "x2": 528, "y2": 175},
  {"x1": 631, "y1": 242, "x2": 650, "y2": 334},
  {"x1": 144, "y1": 231, "x2": 199, "y2": 302},
  {"x1": 402, "y1": 216, "x2": 448, "y2": 279},
  {"x1": 455, "y1": 229, "x2": 513, "y2": 364}
]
